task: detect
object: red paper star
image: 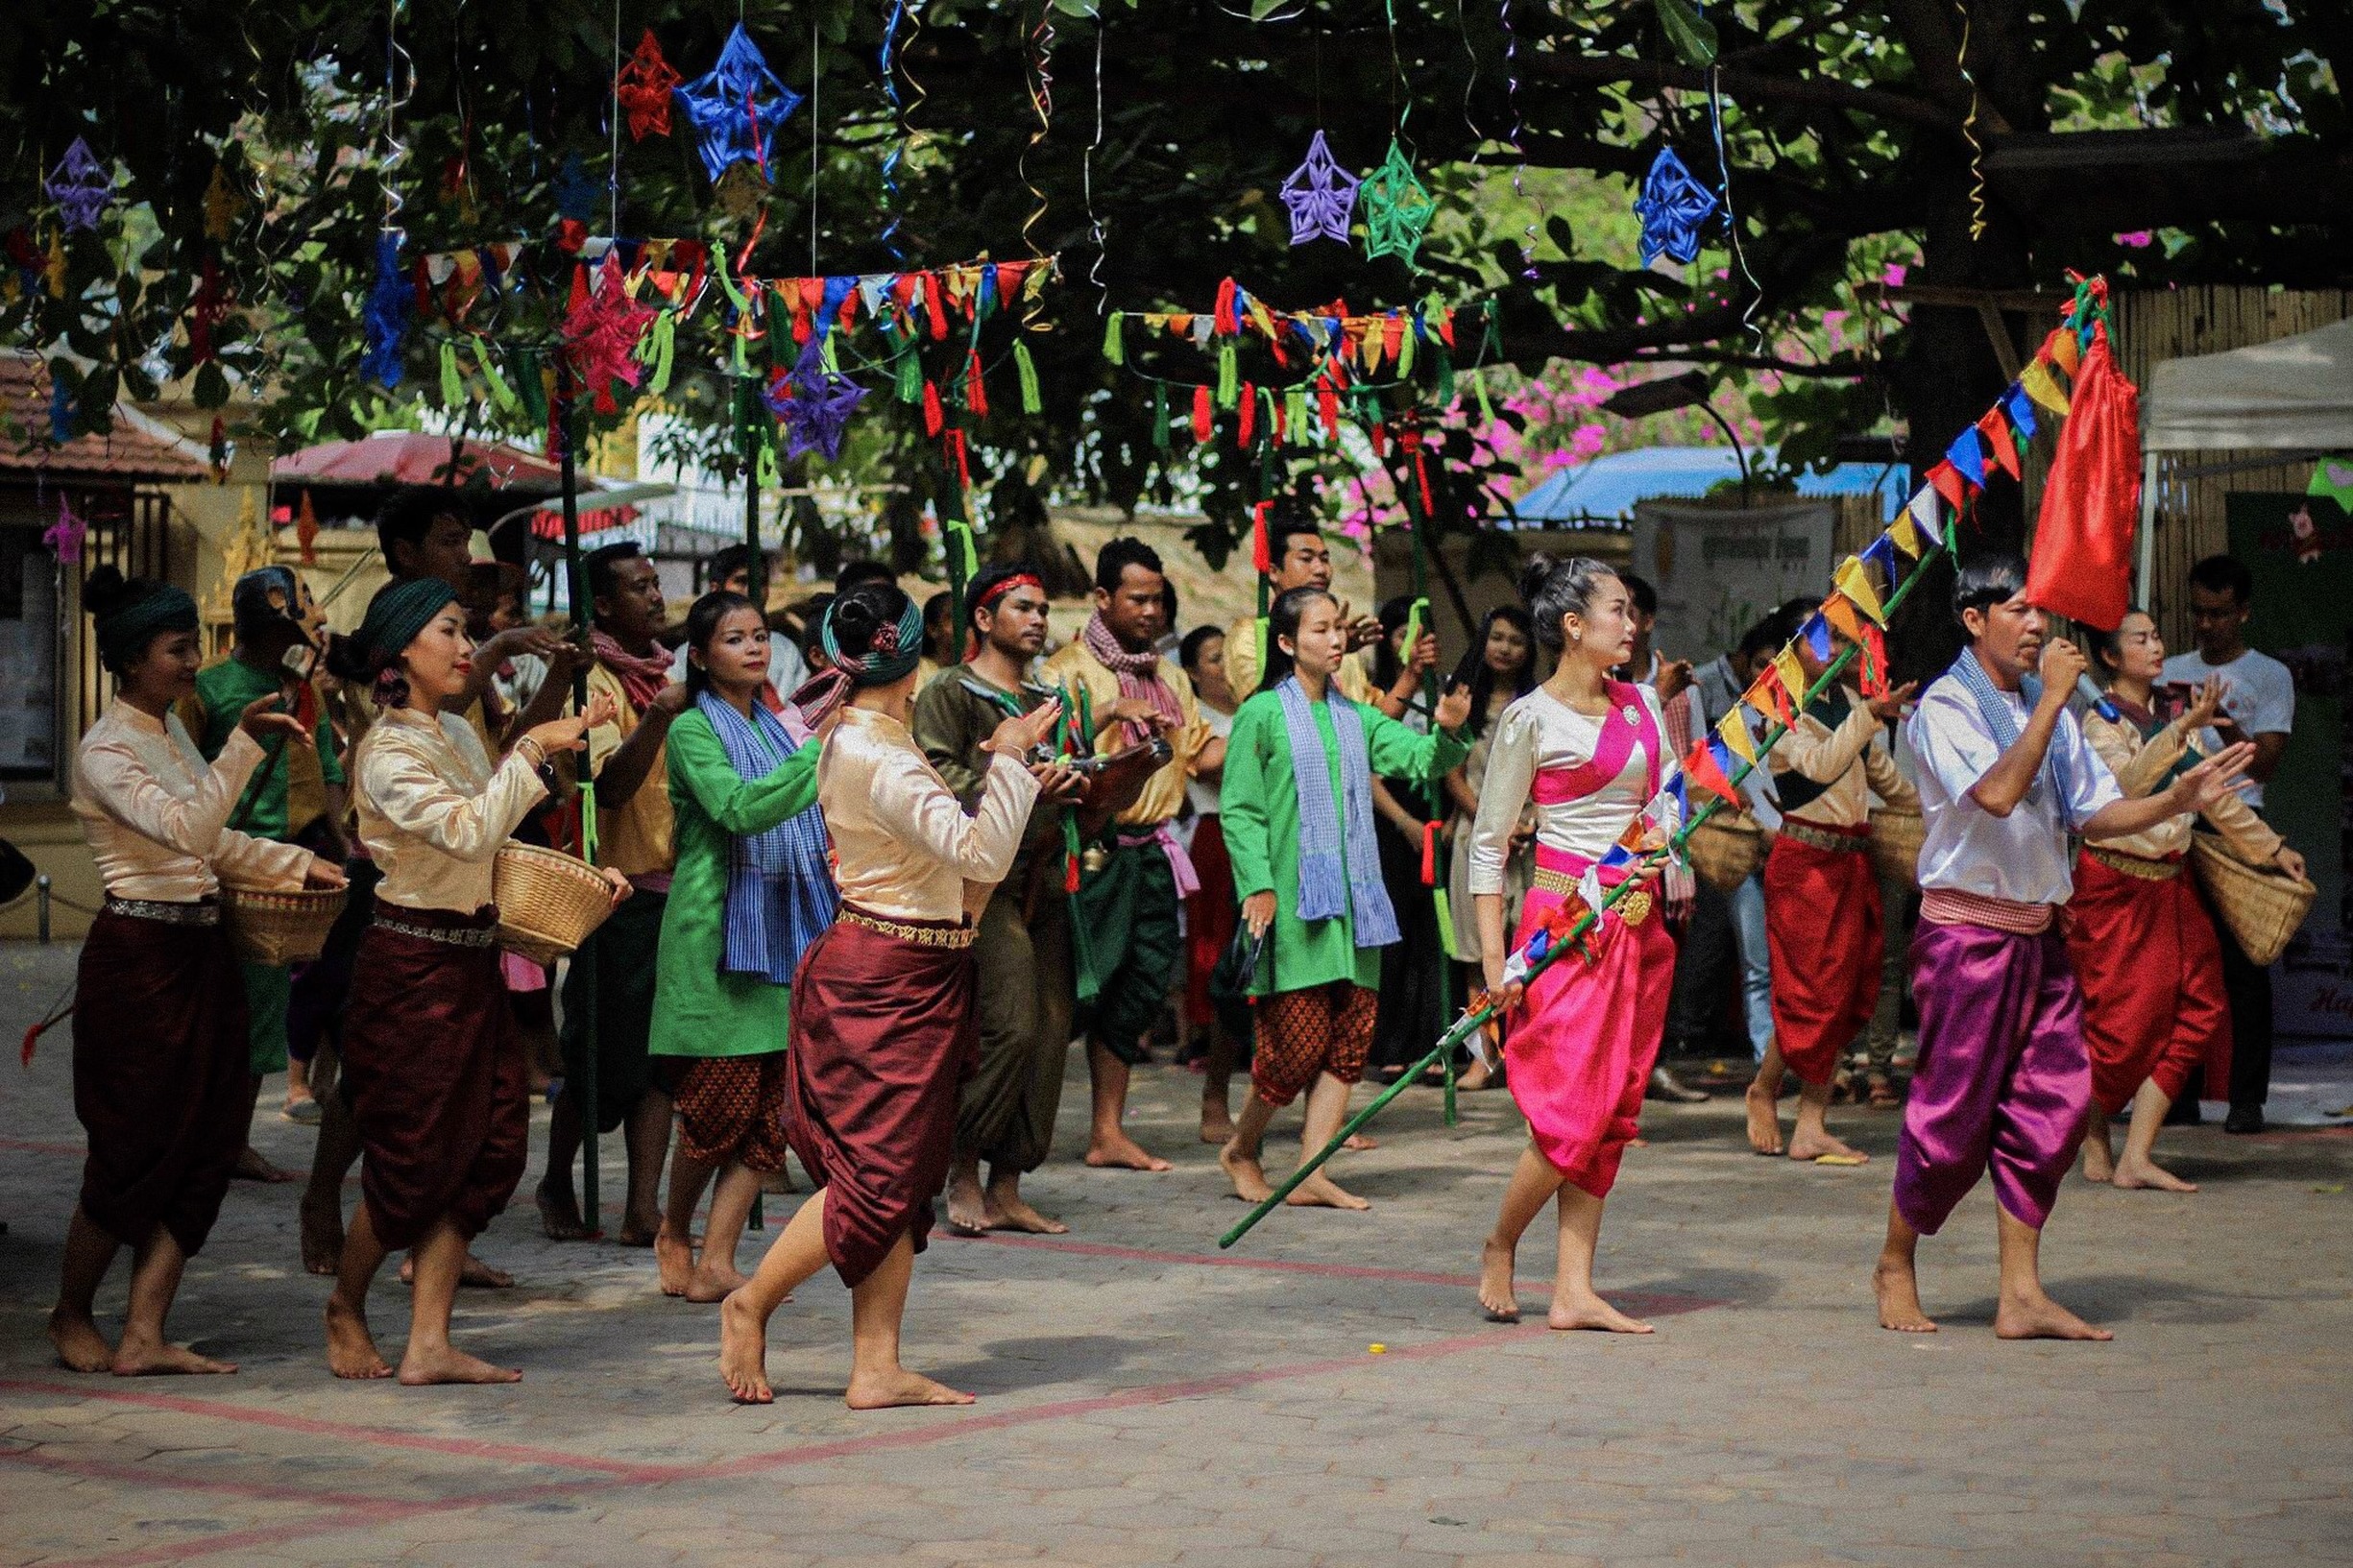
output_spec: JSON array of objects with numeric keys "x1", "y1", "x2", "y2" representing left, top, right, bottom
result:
[
  {"x1": 563, "y1": 253, "x2": 659, "y2": 414},
  {"x1": 616, "y1": 30, "x2": 682, "y2": 141}
]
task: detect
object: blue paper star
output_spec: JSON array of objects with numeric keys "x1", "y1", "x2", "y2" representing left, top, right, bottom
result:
[
  {"x1": 1633, "y1": 148, "x2": 1718, "y2": 267},
  {"x1": 552, "y1": 154, "x2": 600, "y2": 222},
  {"x1": 1279, "y1": 131, "x2": 1361, "y2": 248},
  {"x1": 673, "y1": 24, "x2": 804, "y2": 185}
]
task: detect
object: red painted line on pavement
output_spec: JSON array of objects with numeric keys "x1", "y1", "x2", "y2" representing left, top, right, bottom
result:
[
  {"x1": 0, "y1": 1135, "x2": 83, "y2": 1157},
  {"x1": 0, "y1": 1379, "x2": 670, "y2": 1481}
]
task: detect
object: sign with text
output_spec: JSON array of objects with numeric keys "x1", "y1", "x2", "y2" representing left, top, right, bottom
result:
[{"x1": 1631, "y1": 498, "x2": 1837, "y2": 663}]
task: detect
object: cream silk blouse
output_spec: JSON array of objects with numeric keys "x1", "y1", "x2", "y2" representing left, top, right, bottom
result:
[
  {"x1": 72, "y1": 705, "x2": 314, "y2": 902},
  {"x1": 2081, "y1": 710, "x2": 2280, "y2": 864},
  {"x1": 354, "y1": 707, "x2": 547, "y2": 914},
  {"x1": 816, "y1": 706, "x2": 1038, "y2": 925},
  {"x1": 1767, "y1": 698, "x2": 1919, "y2": 828}
]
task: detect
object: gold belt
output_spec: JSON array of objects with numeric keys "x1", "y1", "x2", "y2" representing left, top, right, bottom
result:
[
  {"x1": 1530, "y1": 865, "x2": 1652, "y2": 927},
  {"x1": 1781, "y1": 820, "x2": 1868, "y2": 854},
  {"x1": 374, "y1": 915, "x2": 498, "y2": 948},
  {"x1": 840, "y1": 908, "x2": 977, "y2": 949},
  {"x1": 2088, "y1": 846, "x2": 2182, "y2": 881},
  {"x1": 104, "y1": 898, "x2": 221, "y2": 927}
]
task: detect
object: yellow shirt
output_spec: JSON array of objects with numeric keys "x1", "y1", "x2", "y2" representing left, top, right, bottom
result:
[
  {"x1": 354, "y1": 708, "x2": 547, "y2": 913},
  {"x1": 1223, "y1": 615, "x2": 1378, "y2": 706},
  {"x1": 2081, "y1": 710, "x2": 2280, "y2": 864},
  {"x1": 1043, "y1": 638, "x2": 1211, "y2": 829},
  {"x1": 583, "y1": 663, "x2": 675, "y2": 880},
  {"x1": 1766, "y1": 698, "x2": 1918, "y2": 829},
  {"x1": 71, "y1": 706, "x2": 312, "y2": 902},
  {"x1": 818, "y1": 707, "x2": 1039, "y2": 924}
]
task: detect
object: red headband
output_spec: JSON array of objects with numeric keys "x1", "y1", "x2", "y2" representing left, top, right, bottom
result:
[{"x1": 970, "y1": 572, "x2": 1045, "y2": 617}]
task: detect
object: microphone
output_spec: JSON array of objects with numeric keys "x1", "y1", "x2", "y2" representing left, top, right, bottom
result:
[{"x1": 2075, "y1": 674, "x2": 2119, "y2": 723}]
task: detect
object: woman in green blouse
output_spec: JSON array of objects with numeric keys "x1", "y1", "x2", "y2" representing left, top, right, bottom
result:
[
  {"x1": 1217, "y1": 587, "x2": 1471, "y2": 1212},
  {"x1": 650, "y1": 592, "x2": 833, "y2": 1303}
]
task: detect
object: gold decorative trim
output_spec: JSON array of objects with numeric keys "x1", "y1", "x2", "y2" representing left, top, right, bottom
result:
[{"x1": 841, "y1": 909, "x2": 977, "y2": 949}]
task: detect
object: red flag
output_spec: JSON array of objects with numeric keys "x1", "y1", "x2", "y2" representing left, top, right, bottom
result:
[
  {"x1": 1684, "y1": 737, "x2": 1742, "y2": 805},
  {"x1": 2026, "y1": 321, "x2": 2141, "y2": 632},
  {"x1": 1977, "y1": 408, "x2": 2021, "y2": 480},
  {"x1": 1927, "y1": 460, "x2": 1970, "y2": 512}
]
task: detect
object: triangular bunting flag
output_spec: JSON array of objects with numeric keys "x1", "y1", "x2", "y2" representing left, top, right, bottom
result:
[
  {"x1": 1927, "y1": 461, "x2": 1970, "y2": 512},
  {"x1": 1685, "y1": 737, "x2": 1742, "y2": 804},
  {"x1": 1948, "y1": 426, "x2": 1987, "y2": 488},
  {"x1": 2020, "y1": 358, "x2": 2071, "y2": 417},
  {"x1": 1773, "y1": 646, "x2": 1810, "y2": 712},
  {"x1": 1716, "y1": 709, "x2": 1757, "y2": 766},
  {"x1": 1906, "y1": 490, "x2": 1942, "y2": 553},
  {"x1": 1977, "y1": 409, "x2": 2022, "y2": 480},
  {"x1": 1820, "y1": 592, "x2": 1867, "y2": 644},
  {"x1": 1834, "y1": 555, "x2": 1886, "y2": 624},
  {"x1": 1743, "y1": 667, "x2": 1795, "y2": 729},
  {"x1": 2003, "y1": 384, "x2": 2039, "y2": 441},
  {"x1": 1802, "y1": 612, "x2": 1834, "y2": 662}
]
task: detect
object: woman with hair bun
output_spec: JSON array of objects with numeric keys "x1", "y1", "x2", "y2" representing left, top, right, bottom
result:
[
  {"x1": 719, "y1": 582, "x2": 1071, "y2": 1410},
  {"x1": 321, "y1": 579, "x2": 618, "y2": 1386},
  {"x1": 51, "y1": 567, "x2": 344, "y2": 1378},
  {"x1": 1468, "y1": 556, "x2": 1679, "y2": 1334}
]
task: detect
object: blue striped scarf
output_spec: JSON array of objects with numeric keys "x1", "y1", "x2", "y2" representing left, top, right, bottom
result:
[
  {"x1": 1274, "y1": 676, "x2": 1398, "y2": 948},
  {"x1": 1947, "y1": 649, "x2": 2080, "y2": 828},
  {"x1": 697, "y1": 691, "x2": 837, "y2": 983}
]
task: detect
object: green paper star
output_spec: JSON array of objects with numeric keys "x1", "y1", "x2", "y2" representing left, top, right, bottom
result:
[{"x1": 1360, "y1": 139, "x2": 1435, "y2": 266}]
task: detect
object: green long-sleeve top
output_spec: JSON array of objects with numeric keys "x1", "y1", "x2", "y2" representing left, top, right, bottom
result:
[
  {"x1": 649, "y1": 706, "x2": 822, "y2": 1058},
  {"x1": 1220, "y1": 687, "x2": 1468, "y2": 997}
]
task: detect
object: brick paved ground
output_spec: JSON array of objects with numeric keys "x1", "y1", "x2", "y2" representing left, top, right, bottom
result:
[{"x1": 4, "y1": 938, "x2": 2350, "y2": 1566}]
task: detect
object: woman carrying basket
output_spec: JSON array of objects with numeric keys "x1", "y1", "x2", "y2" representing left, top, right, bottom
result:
[
  {"x1": 50, "y1": 568, "x2": 344, "y2": 1378},
  {"x1": 2069, "y1": 610, "x2": 2304, "y2": 1193},
  {"x1": 322, "y1": 580, "x2": 619, "y2": 1386},
  {"x1": 1470, "y1": 558, "x2": 1679, "y2": 1334}
]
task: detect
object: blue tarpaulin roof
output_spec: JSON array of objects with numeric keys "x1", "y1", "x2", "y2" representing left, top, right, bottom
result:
[{"x1": 1508, "y1": 446, "x2": 1904, "y2": 526}]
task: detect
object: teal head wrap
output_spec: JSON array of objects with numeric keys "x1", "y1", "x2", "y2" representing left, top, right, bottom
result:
[
  {"x1": 91, "y1": 580, "x2": 198, "y2": 673},
  {"x1": 354, "y1": 577, "x2": 460, "y2": 672}
]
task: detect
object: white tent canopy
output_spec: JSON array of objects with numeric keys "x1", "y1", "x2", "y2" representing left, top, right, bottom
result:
[{"x1": 2143, "y1": 317, "x2": 2353, "y2": 452}]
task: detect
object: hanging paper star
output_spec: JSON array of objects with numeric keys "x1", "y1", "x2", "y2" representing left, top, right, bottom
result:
[
  {"x1": 713, "y1": 160, "x2": 770, "y2": 221},
  {"x1": 673, "y1": 24, "x2": 803, "y2": 185},
  {"x1": 1360, "y1": 139, "x2": 1435, "y2": 266},
  {"x1": 45, "y1": 138, "x2": 113, "y2": 234},
  {"x1": 563, "y1": 253, "x2": 660, "y2": 415},
  {"x1": 360, "y1": 231, "x2": 410, "y2": 386},
  {"x1": 552, "y1": 154, "x2": 600, "y2": 223},
  {"x1": 1279, "y1": 131, "x2": 1361, "y2": 247},
  {"x1": 43, "y1": 494, "x2": 85, "y2": 564},
  {"x1": 615, "y1": 30, "x2": 683, "y2": 141},
  {"x1": 1633, "y1": 147, "x2": 1718, "y2": 267},
  {"x1": 764, "y1": 341, "x2": 867, "y2": 462}
]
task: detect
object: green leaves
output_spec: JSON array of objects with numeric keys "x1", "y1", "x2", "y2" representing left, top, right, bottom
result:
[{"x1": 1654, "y1": 0, "x2": 1718, "y2": 67}]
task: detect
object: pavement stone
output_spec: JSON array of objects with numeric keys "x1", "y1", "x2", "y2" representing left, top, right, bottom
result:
[{"x1": 2, "y1": 938, "x2": 2350, "y2": 1565}]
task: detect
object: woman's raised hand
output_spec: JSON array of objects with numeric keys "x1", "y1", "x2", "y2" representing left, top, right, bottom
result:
[
  {"x1": 1434, "y1": 681, "x2": 1474, "y2": 733},
  {"x1": 987, "y1": 695, "x2": 1063, "y2": 758},
  {"x1": 237, "y1": 692, "x2": 313, "y2": 747}
]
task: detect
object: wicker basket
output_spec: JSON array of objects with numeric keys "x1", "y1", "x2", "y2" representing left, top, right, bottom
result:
[
  {"x1": 1868, "y1": 804, "x2": 1925, "y2": 890},
  {"x1": 2190, "y1": 832, "x2": 2314, "y2": 967},
  {"x1": 493, "y1": 844, "x2": 616, "y2": 965},
  {"x1": 1686, "y1": 812, "x2": 1765, "y2": 893},
  {"x1": 222, "y1": 885, "x2": 348, "y2": 967}
]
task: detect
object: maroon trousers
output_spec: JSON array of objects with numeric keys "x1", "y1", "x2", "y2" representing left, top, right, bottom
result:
[
  {"x1": 73, "y1": 909, "x2": 249, "y2": 1256},
  {"x1": 786, "y1": 912, "x2": 977, "y2": 1288}
]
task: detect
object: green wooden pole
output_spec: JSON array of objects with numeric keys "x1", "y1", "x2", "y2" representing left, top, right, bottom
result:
[{"x1": 555, "y1": 362, "x2": 601, "y2": 1236}]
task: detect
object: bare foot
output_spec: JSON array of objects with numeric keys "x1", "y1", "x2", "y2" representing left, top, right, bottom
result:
[
  {"x1": 398, "y1": 1344, "x2": 522, "y2": 1385},
  {"x1": 844, "y1": 1365, "x2": 976, "y2": 1410},
  {"x1": 615, "y1": 1217, "x2": 660, "y2": 1248},
  {"x1": 983, "y1": 1194, "x2": 1069, "y2": 1235},
  {"x1": 300, "y1": 1188, "x2": 345, "y2": 1276},
  {"x1": 233, "y1": 1146, "x2": 296, "y2": 1183},
  {"x1": 1787, "y1": 1128, "x2": 1869, "y2": 1164},
  {"x1": 718, "y1": 1290, "x2": 773, "y2": 1404},
  {"x1": 1995, "y1": 1291, "x2": 2113, "y2": 1341},
  {"x1": 326, "y1": 1296, "x2": 392, "y2": 1379},
  {"x1": 1219, "y1": 1141, "x2": 1274, "y2": 1203},
  {"x1": 2110, "y1": 1155, "x2": 2197, "y2": 1194},
  {"x1": 683, "y1": 1263, "x2": 752, "y2": 1304},
  {"x1": 49, "y1": 1308, "x2": 113, "y2": 1373},
  {"x1": 535, "y1": 1178, "x2": 594, "y2": 1242},
  {"x1": 1284, "y1": 1171, "x2": 1371, "y2": 1211},
  {"x1": 1343, "y1": 1133, "x2": 1378, "y2": 1151},
  {"x1": 399, "y1": 1252, "x2": 514, "y2": 1290},
  {"x1": 111, "y1": 1335, "x2": 237, "y2": 1376},
  {"x1": 1083, "y1": 1133, "x2": 1171, "y2": 1172},
  {"x1": 1457, "y1": 1058, "x2": 1495, "y2": 1093},
  {"x1": 944, "y1": 1170, "x2": 990, "y2": 1236},
  {"x1": 1478, "y1": 1239, "x2": 1519, "y2": 1322},
  {"x1": 1199, "y1": 1098, "x2": 1236, "y2": 1145},
  {"x1": 2080, "y1": 1133, "x2": 2117, "y2": 1184},
  {"x1": 1866, "y1": 1074, "x2": 1901, "y2": 1108},
  {"x1": 654, "y1": 1224, "x2": 696, "y2": 1297},
  {"x1": 1546, "y1": 1291, "x2": 1653, "y2": 1334},
  {"x1": 1744, "y1": 1081, "x2": 1783, "y2": 1155},
  {"x1": 1874, "y1": 1258, "x2": 1938, "y2": 1333}
]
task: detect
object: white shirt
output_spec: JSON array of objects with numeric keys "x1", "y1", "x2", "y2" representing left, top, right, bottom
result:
[
  {"x1": 1186, "y1": 702, "x2": 1234, "y2": 817},
  {"x1": 2160, "y1": 647, "x2": 2292, "y2": 810},
  {"x1": 1468, "y1": 686, "x2": 1679, "y2": 893},
  {"x1": 1904, "y1": 671, "x2": 2121, "y2": 905}
]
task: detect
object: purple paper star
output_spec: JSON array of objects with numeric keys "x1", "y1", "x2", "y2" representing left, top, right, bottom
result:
[
  {"x1": 673, "y1": 24, "x2": 804, "y2": 185},
  {"x1": 1280, "y1": 131, "x2": 1361, "y2": 247},
  {"x1": 46, "y1": 138, "x2": 113, "y2": 234},
  {"x1": 764, "y1": 343, "x2": 866, "y2": 462},
  {"x1": 1633, "y1": 148, "x2": 1718, "y2": 267}
]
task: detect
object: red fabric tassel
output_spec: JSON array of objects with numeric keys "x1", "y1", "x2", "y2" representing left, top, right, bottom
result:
[
  {"x1": 965, "y1": 350, "x2": 988, "y2": 418},
  {"x1": 1415, "y1": 450, "x2": 1436, "y2": 516},
  {"x1": 1192, "y1": 384, "x2": 1213, "y2": 444},
  {"x1": 1237, "y1": 382, "x2": 1257, "y2": 447},
  {"x1": 1250, "y1": 500, "x2": 1274, "y2": 575},
  {"x1": 1271, "y1": 394, "x2": 1287, "y2": 446},
  {"x1": 1214, "y1": 277, "x2": 1239, "y2": 335},
  {"x1": 922, "y1": 379, "x2": 944, "y2": 437},
  {"x1": 1420, "y1": 821, "x2": 1439, "y2": 887},
  {"x1": 1369, "y1": 422, "x2": 1389, "y2": 458},
  {"x1": 1317, "y1": 380, "x2": 1341, "y2": 437},
  {"x1": 945, "y1": 429, "x2": 972, "y2": 489},
  {"x1": 568, "y1": 262, "x2": 591, "y2": 314},
  {"x1": 923, "y1": 273, "x2": 948, "y2": 339},
  {"x1": 1065, "y1": 852, "x2": 1081, "y2": 894}
]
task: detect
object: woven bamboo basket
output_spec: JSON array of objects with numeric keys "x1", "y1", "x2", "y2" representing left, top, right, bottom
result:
[
  {"x1": 493, "y1": 844, "x2": 615, "y2": 965},
  {"x1": 2190, "y1": 832, "x2": 2314, "y2": 967},
  {"x1": 222, "y1": 885, "x2": 348, "y2": 967},
  {"x1": 1868, "y1": 804, "x2": 1925, "y2": 890},
  {"x1": 1686, "y1": 812, "x2": 1765, "y2": 893}
]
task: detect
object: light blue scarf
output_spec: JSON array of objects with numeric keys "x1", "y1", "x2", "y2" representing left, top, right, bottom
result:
[
  {"x1": 1274, "y1": 675, "x2": 1398, "y2": 948},
  {"x1": 1947, "y1": 649, "x2": 2080, "y2": 828},
  {"x1": 696, "y1": 690, "x2": 837, "y2": 983}
]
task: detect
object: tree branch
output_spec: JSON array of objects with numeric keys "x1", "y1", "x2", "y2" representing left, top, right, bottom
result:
[{"x1": 1522, "y1": 45, "x2": 1964, "y2": 137}]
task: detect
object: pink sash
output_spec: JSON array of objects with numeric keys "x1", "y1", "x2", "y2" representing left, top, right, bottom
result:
[{"x1": 1528, "y1": 681, "x2": 1660, "y2": 809}]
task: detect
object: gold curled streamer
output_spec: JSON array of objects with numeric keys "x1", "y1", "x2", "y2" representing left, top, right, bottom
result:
[
  {"x1": 1019, "y1": 2, "x2": 1055, "y2": 331},
  {"x1": 1954, "y1": 0, "x2": 1986, "y2": 241}
]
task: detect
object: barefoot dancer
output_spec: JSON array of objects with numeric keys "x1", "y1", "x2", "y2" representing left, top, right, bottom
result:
[
  {"x1": 322, "y1": 582, "x2": 620, "y2": 1385},
  {"x1": 1470, "y1": 559, "x2": 1679, "y2": 1334},
  {"x1": 650, "y1": 592, "x2": 832, "y2": 1300},
  {"x1": 1044, "y1": 540, "x2": 1218, "y2": 1173},
  {"x1": 1747, "y1": 602, "x2": 1919, "y2": 1164},
  {"x1": 2067, "y1": 612, "x2": 2304, "y2": 1192},
  {"x1": 719, "y1": 586, "x2": 1065, "y2": 1408},
  {"x1": 1218, "y1": 589, "x2": 1470, "y2": 1212},
  {"x1": 1876, "y1": 557, "x2": 2252, "y2": 1340},
  {"x1": 913, "y1": 566, "x2": 1088, "y2": 1237},
  {"x1": 52, "y1": 569, "x2": 344, "y2": 1377},
  {"x1": 1177, "y1": 626, "x2": 1242, "y2": 1143}
]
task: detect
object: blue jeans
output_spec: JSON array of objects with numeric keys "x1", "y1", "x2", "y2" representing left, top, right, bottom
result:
[{"x1": 1730, "y1": 872, "x2": 1774, "y2": 1062}]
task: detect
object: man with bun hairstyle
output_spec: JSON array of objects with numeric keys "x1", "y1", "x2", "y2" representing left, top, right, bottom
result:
[{"x1": 913, "y1": 564, "x2": 1086, "y2": 1235}]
